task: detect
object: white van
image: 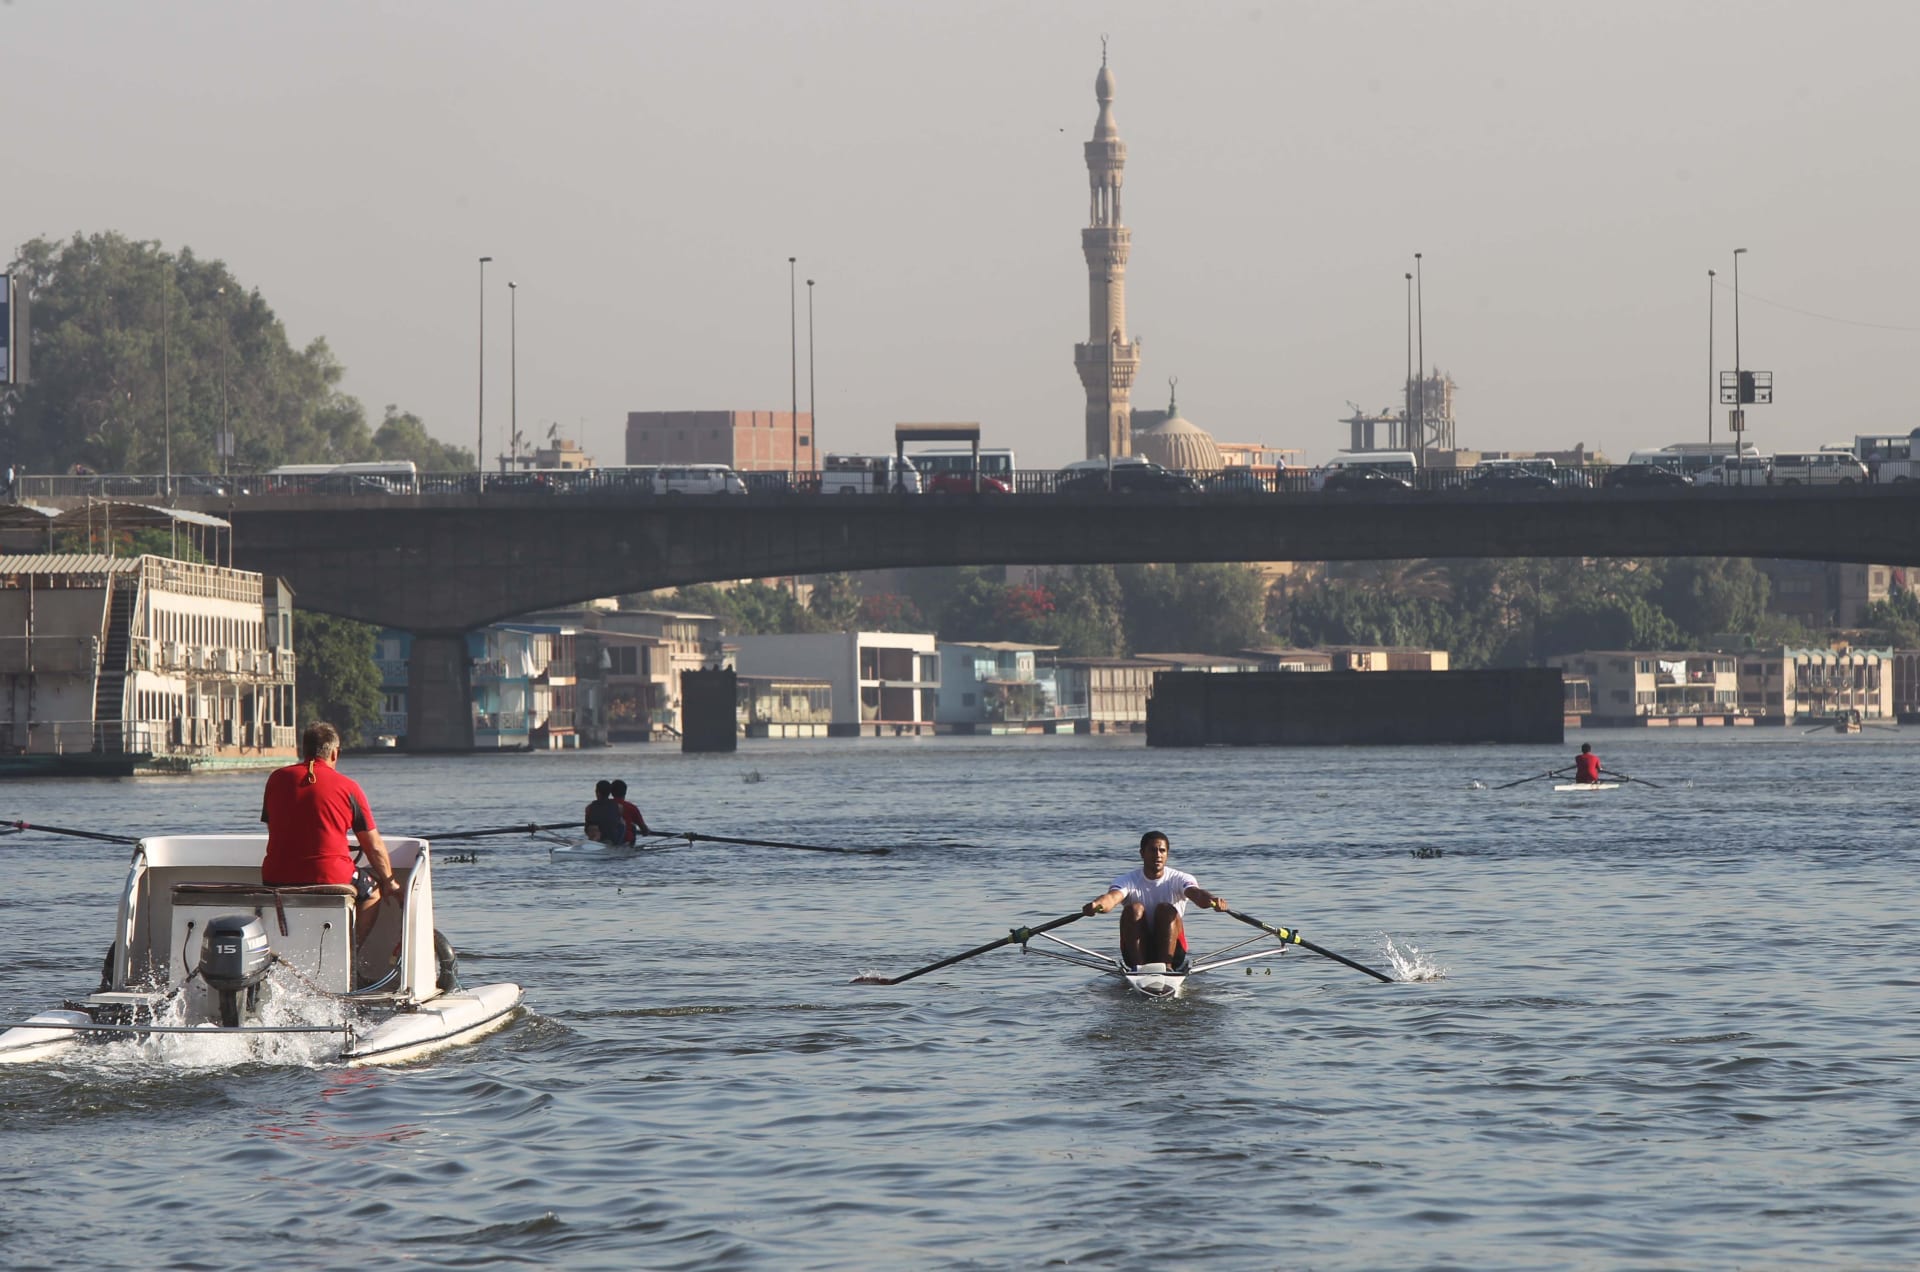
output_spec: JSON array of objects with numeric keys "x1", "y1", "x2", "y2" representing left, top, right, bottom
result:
[
  {"x1": 819, "y1": 453, "x2": 923, "y2": 495},
  {"x1": 652, "y1": 464, "x2": 746, "y2": 495},
  {"x1": 1769, "y1": 451, "x2": 1868, "y2": 486},
  {"x1": 1308, "y1": 451, "x2": 1417, "y2": 493}
]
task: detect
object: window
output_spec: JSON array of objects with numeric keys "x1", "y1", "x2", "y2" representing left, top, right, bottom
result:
[
  {"x1": 1743, "y1": 663, "x2": 1763, "y2": 677},
  {"x1": 1635, "y1": 690, "x2": 1655, "y2": 705}
]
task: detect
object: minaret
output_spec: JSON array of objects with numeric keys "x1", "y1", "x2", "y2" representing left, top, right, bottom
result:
[{"x1": 1074, "y1": 44, "x2": 1140, "y2": 461}]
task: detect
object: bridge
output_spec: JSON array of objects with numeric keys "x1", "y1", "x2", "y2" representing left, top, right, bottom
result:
[{"x1": 42, "y1": 484, "x2": 1920, "y2": 749}]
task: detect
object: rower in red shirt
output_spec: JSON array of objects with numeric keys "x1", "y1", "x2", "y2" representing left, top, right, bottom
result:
[
  {"x1": 261, "y1": 721, "x2": 401, "y2": 938},
  {"x1": 1572, "y1": 743, "x2": 1602, "y2": 785}
]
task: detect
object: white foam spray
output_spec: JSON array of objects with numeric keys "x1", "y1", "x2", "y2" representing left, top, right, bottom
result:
[{"x1": 1381, "y1": 935, "x2": 1447, "y2": 982}]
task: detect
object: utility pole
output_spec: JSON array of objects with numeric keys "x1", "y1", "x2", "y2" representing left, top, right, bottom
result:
[
  {"x1": 477, "y1": 255, "x2": 492, "y2": 490},
  {"x1": 1414, "y1": 252, "x2": 1425, "y2": 466}
]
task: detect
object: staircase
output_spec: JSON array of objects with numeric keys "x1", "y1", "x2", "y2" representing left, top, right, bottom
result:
[{"x1": 93, "y1": 582, "x2": 137, "y2": 753}]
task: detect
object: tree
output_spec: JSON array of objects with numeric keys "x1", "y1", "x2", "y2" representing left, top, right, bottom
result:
[
  {"x1": 857, "y1": 592, "x2": 928, "y2": 632},
  {"x1": 372, "y1": 406, "x2": 475, "y2": 472},
  {"x1": 4, "y1": 232, "x2": 450, "y2": 476},
  {"x1": 1041, "y1": 566, "x2": 1125, "y2": 655},
  {"x1": 807, "y1": 572, "x2": 863, "y2": 630},
  {"x1": 663, "y1": 583, "x2": 821, "y2": 635},
  {"x1": 294, "y1": 612, "x2": 382, "y2": 743},
  {"x1": 1117, "y1": 563, "x2": 1268, "y2": 654},
  {"x1": 1650, "y1": 558, "x2": 1772, "y2": 643}
]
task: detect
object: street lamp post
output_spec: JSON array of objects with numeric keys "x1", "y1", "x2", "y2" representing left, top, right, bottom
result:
[
  {"x1": 1413, "y1": 251, "x2": 1425, "y2": 466},
  {"x1": 788, "y1": 256, "x2": 798, "y2": 483},
  {"x1": 806, "y1": 278, "x2": 816, "y2": 466},
  {"x1": 1404, "y1": 271, "x2": 1414, "y2": 450},
  {"x1": 508, "y1": 280, "x2": 518, "y2": 470},
  {"x1": 1733, "y1": 247, "x2": 1747, "y2": 447},
  {"x1": 216, "y1": 286, "x2": 230, "y2": 476},
  {"x1": 478, "y1": 255, "x2": 492, "y2": 490},
  {"x1": 1706, "y1": 268, "x2": 1716, "y2": 445},
  {"x1": 160, "y1": 261, "x2": 171, "y2": 496}
]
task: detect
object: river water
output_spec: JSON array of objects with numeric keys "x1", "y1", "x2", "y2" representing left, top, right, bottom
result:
[{"x1": 1, "y1": 730, "x2": 1915, "y2": 1270}]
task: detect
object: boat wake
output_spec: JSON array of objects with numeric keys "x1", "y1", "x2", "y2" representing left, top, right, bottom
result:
[
  {"x1": 1467, "y1": 779, "x2": 1488, "y2": 791},
  {"x1": 1381, "y1": 936, "x2": 1447, "y2": 982},
  {"x1": 78, "y1": 967, "x2": 348, "y2": 1072}
]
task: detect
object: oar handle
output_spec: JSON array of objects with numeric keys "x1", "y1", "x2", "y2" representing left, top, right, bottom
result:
[
  {"x1": 1225, "y1": 909, "x2": 1396, "y2": 984},
  {"x1": 1599, "y1": 769, "x2": 1662, "y2": 789}
]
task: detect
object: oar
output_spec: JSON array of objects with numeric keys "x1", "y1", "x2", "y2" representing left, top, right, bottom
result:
[
  {"x1": 1225, "y1": 910, "x2": 1396, "y2": 983},
  {"x1": 1493, "y1": 769, "x2": 1564, "y2": 791},
  {"x1": 1599, "y1": 769, "x2": 1663, "y2": 790},
  {"x1": 663, "y1": 829, "x2": 890, "y2": 857},
  {"x1": 415, "y1": 821, "x2": 577, "y2": 840},
  {"x1": 4, "y1": 820, "x2": 138, "y2": 845},
  {"x1": 851, "y1": 912, "x2": 1083, "y2": 985}
]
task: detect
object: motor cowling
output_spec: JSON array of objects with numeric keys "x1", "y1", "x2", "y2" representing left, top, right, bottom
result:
[{"x1": 199, "y1": 915, "x2": 273, "y2": 1025}]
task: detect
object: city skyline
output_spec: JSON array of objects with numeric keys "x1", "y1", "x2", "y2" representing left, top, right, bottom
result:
[{"x1": 7, "y1": 2, "x2": 1920, "y2": 468}]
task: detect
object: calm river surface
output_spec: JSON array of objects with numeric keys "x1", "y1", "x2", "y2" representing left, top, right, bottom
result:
[{"x1": 2, "y1": 730, "x2": 1916, "y2": 1270}]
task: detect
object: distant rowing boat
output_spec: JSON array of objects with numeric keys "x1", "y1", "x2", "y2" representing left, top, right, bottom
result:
[{"x1": 1553, "y1": 781, "x2": 1620, "y2": 792}]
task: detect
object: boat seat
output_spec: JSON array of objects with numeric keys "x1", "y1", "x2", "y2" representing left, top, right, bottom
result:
[{"x1": 172, "y1": 882, "x2": 358, "y2": 898}]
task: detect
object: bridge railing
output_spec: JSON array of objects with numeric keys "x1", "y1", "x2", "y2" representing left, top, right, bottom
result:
[{"x1": 14, "y1": 463, "x2": 1913, "y2": 504}]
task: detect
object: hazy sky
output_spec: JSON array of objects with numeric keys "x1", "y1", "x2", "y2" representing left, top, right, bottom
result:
[{"x1": 7, "y1": 1, "x2": 1919, "y2": 467}]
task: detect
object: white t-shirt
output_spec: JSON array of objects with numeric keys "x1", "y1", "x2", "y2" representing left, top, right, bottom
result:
[{"x1": 1109, "y1": 867, "x2": 1200, "y2": 916}]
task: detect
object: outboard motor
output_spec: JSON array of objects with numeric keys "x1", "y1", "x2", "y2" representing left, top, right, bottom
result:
[{"x1": 199, "y1": 914, "x2": 273, "y2": 1027}]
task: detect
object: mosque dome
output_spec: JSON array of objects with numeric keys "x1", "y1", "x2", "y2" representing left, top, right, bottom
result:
[{"x1": 1135, "y1": 382, "x2": 1221, "y2": 473}]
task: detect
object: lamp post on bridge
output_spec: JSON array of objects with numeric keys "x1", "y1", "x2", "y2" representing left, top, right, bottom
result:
[
  {"x1": 508, "y1": 280, "x2": 518, "y2": 471},
  {"x1": 789, "y1": 256, "x2": 798, "y2": 485},
  {"x1": 477, "y1": 255, "x2": 493, "y2": 492},
  {"x1": 1706, "y1": 268, "x2": 1716, "y2": 445}
]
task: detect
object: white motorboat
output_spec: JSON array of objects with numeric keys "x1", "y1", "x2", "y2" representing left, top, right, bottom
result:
[
  {"x1": 0, "y1": 834, "x2": 522, "y2": 1066},
  {"x1": 1553, "y1": 781, "x2": 1621, "y2": 792}
]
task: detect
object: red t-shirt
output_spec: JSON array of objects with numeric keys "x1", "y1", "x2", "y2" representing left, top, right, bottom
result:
[
  {"x1": 1574, "y1": 753, "x2": 1601, "y2": 783},
  {"x1": 260, "y1": 760, "x2": 377, "y2": 886},
  {"x1": 619, "y1": 799, "x2": 645, "y2": 839}
]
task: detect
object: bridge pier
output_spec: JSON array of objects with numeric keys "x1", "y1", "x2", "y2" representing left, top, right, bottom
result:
[{"x1": 404, "y1": 631, "x2": 474, "y2": 752}]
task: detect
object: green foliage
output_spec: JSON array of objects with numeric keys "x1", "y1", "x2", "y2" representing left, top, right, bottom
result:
[
  {"x1": 1281, "y1": 556, "x2": 1803, "y2": 668},
  {"x1": 1117, "y1": 563, "x2": 1268, "y2": 654},
  {"x1": 856, "y1": 592, "x2": 928, "y2": 632},
  {"x1": 1860, "y1": 588, "x2": 1920, "y2": 648},
  {"x1": 293, "y1": 612, "x2": 382, "y2": 742},
  {"x1": 1650, "y1": 558, "x2": 1771, "y2": 639},
  {"x1": 372, "y1": 406, "x2": 475, "y2": 472},
  {"x1": 806, "y1": 572, "x2": 863, "y2": 630},
  {"x1": 664, "y1": 583, "x2": 824, "y2": 636},
  {"x1": 1044, "y1": 566, "x2": 1126, "y2": 656},
  {"x1": 6, "y1": 232, "x2": 451, "y2": 476}
]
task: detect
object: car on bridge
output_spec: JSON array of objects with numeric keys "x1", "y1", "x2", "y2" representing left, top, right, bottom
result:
[
  {"x1": 1201, "y1": 468, "x2": 1272, "y2": 494},
  {"x1": 923, "y1": 471, "x2": 1012, "y2": 494},
  {"x1": 1055, "y1": 456, "x2": 1201, "y2": 494},
  {"x1": 1603, "y1": 464, "x2": 1694, "y2": 490},
  {"x1": 1320, "y1": 467, "x2": 1415, "y2": 494},
  {"x1": 1466, "y1": 459, "x2": 1558, "y2": 491}
]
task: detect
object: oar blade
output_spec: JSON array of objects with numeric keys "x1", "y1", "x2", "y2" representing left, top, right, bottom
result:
[{"x1": 1225, "y1": 909, "x2": 1397, "y2": 984}]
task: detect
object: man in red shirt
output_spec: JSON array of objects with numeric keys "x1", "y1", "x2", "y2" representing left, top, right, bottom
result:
[
  {"x1": 1572, "y1": 743, "x2": 1602, "y2": 785},
  {"x1": 610, "y1": 779, "x2": 651, "y2": 842},
  {"x1": 261, "y1": 721, "x2": 401, "y2": 938}
]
